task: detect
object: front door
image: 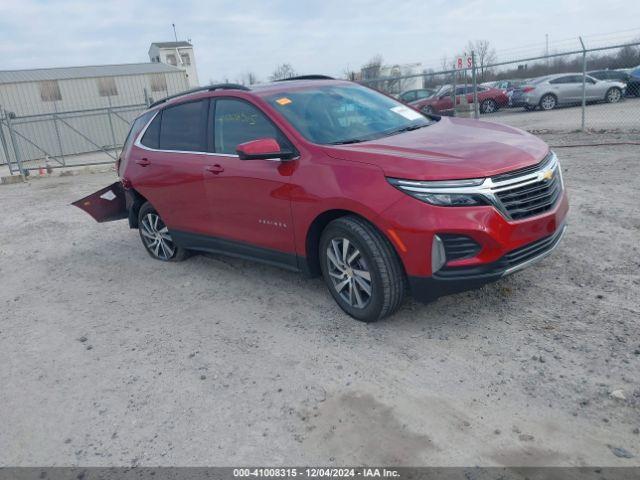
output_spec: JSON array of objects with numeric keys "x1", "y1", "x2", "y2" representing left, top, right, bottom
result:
[{"x1": 202, "y1": 97, "x2": 296, "y2": 259}]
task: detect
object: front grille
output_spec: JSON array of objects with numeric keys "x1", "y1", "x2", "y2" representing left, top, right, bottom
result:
[
  {"x1": 440, "y1": 235, "x2": 481, "y2": 261},
  {"x1": 495, "y1": 173, "x2": 562, "y2": 220},
  {"x1": 491, "y1": 152, "x2": 563, "y2": 220}
]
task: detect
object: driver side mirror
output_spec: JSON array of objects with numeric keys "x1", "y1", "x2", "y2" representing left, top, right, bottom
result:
[{"x1": 236, "y1": 138, "x2": 295, "y2": 161}]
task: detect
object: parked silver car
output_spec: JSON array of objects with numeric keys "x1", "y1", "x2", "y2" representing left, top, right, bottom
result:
[{"x1": 521, "y1": 73, "x2": 626, "y2": 110}]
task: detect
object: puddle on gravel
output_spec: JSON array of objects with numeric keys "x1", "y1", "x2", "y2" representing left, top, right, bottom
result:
[{"x1": 302, "y1": 391, "x2": 434, "y2": 464}]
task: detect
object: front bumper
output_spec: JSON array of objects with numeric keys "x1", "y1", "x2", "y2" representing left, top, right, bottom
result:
[
  {"x1": 377, "y1": 169, "x2": 569, "y2": 301},
  {"x1": 408, "y1": 222, "x2": 566, "y2": 302}
]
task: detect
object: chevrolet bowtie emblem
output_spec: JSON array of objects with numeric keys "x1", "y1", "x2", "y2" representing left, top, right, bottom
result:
[{"x1": 538, "y1": 169, "x2": 554, "y2": 181}]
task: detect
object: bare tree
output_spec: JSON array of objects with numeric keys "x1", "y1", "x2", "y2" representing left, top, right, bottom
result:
[
  {"x1": 361, "y1": 54, "x2": 383, "y2": 80},
  {"x1": 239, "y1": 72, "x2": 259, "y2": 85},
  {"x1": 269, "y1": 64, "x2": 297, "y2": 81},
  {"x1": 440, "y1": 55, "x2": 451, "y2": 71},
  {"x1": 617, "y1": 44, "x2": 640, "y2": 68},
  {"x1": 466, "y1": 40, "x2": 497, "y2": 81},
  {"x1": 343, "y1": 67, "x2": 358, "y2": 81}
]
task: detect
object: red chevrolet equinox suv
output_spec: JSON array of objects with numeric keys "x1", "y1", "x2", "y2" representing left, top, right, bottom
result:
[{"x1": 75, "y1": 76, "x2": 568, "y2": 322}]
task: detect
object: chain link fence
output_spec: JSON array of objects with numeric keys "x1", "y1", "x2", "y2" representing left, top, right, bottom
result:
[
  {"x1": 0, "y1": 103, "x2": 148, "y2": 175},
  {"x1": 361, "y1": 41, "x2": 640, "y2": 139},
  {"x1": 0, "y1": 69, "x2": 188, "y2": 176}
]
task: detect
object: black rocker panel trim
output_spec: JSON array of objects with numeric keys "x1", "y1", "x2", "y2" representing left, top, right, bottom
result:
[{"x1": 170, "y1": 230, "x2": 303, "y2": 272}]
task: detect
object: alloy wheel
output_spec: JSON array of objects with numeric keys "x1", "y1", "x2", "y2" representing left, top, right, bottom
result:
[
  {"x1": 540, "y1": 95, "x2": 556, "y2": 110},
  {"x1": 482, "y1": 99, "x2": 497, "y2": 113},
  {"x1": 607, "y1": 89, "x2": 621, "y2": 103},
  {"x1": 326, "y1": 237, "x2": 372, "y2": 309},
  {"x1": 140, "y1": 213, "x2": 176, "y2": 260}
]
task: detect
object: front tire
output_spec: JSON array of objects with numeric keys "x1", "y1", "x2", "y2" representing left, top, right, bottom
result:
[
  {"x1": 138, "y1": 202, "x2": 188, "y2": 262},
  {"x1": 319, "y1": 216, "x2": 406, "y2": 322},
  {"x1": 605, "y1": 87, "x2": 622, "y2": 103},
  {"x1": 421, "y1": 105, "x2": 436, "y2": 115}
]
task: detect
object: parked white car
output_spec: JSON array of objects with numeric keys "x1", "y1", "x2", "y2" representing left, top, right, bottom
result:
[{"x1": 521, "y1": 73, "x2": 626, "y2": 110}]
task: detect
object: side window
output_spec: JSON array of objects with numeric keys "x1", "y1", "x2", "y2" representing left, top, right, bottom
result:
[
  {"x1": 403, "y1": 91, "x2": 416, "y2": 102},
  {"x1": 159, "y1": 100, "x2": 208, "y2": 152},
  {"x1": 214, "y1": 98, "x2": 287, "y2": 155},
  {"x1": 416, "y1": 90, "x2": 429, "y2": 99},
  {"x1": 123, "y1": 112, "x2": 154, "y2": 155},
  {"x1": 550, "y1": 77, "x2": 567, "y2": 84},
  {"x1": 140, "y1": 112, "x2": 161, "y2": 149}
]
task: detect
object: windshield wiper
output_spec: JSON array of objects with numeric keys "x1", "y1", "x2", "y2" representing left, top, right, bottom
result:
[
  {"x1": 330, "y1": 138, "x2": 366, "y2": 145},
  {"x1": 385, "y1": 123, "x2": 431, "y2": 137}
]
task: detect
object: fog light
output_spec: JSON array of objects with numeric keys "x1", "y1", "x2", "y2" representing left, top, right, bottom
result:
[{"x1": 431, "y1": 235, "x2": 446, "y2": 274}]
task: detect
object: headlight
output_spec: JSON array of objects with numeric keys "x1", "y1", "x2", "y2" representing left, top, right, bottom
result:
[{"x1": 387, "y1": 177, "x2": 489, "y2": 206}]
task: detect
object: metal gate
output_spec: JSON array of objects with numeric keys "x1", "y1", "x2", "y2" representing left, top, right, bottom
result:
[{"x1": 0, "y1": 103, "x2": 147, "y2": 175}]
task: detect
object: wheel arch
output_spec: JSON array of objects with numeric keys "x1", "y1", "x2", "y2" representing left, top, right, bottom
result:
[
  {"x1": 539, "y1": 92, "x2": 558, "y2": 107},
  {"x1": 125, "y1": 188, "x2": 149, "y2": 229},
  {"x1": 605, "y1": 86, "x2": 622, "y2": 101},
  {"x1": 302, "y1": 209, "x2": 405, "y2": 278}
]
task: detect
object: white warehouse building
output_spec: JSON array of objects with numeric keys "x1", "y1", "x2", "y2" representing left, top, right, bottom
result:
[{"x1": 0, "y1": 62, "x2": 190, "y2": 167}]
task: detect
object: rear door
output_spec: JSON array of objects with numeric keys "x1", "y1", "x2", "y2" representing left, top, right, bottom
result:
[
  {"x1": 128, "y1": 98, "x2": 214, "y2": 235},
  {"x1": 549, "y1": 75, "x2": 579, "y2": 103},
  {"x1": 202, "y1": 97, "x2": 296, "y2": 257},
  {"x1": 584, "y1": 75, "x2": 603, "y2": 100}
]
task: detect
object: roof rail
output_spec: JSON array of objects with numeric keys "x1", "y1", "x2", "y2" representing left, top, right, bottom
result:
[
  {"x1": 276, "y1": 75, "x2": 335, "y2": 82},
  {"x1": 148, "y1": 83, "x2": 250, "y2": 108}
]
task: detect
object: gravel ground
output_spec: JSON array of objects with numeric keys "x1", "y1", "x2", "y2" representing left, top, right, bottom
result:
[{"x1": 0, "y1": 137, "x2": 639, "y2": 467}]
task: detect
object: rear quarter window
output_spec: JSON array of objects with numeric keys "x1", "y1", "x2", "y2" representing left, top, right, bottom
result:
[{"x1": 140, "y1": 113, "x2": 160, "y2": 149}]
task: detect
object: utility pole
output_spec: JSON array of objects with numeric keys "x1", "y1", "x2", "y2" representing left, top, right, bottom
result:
[
  {"x1": 545, "y1": 34, "x2": 549, "y2": 70},
  {"x1": 579, "y1": 36, "x2": 587, "y2": 131},
  {"x1": 172, "y1": 23, "x2": 178, "y2": 42}
]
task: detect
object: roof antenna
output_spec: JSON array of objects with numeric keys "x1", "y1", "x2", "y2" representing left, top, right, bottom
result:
[{"x1": 172, "y1": 23, "x2": 178, "y2": 42}]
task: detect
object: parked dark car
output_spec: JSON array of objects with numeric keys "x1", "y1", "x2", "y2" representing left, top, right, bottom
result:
[
  {"x1": 627, "y1": 67, "x2": 640, "y2": 97},
  {"x1": 398, "y1": 88, "x2": 435, "y2": 103},
  {"x1": 588, "y1": 69, "x2": 629, "y2": 83}
]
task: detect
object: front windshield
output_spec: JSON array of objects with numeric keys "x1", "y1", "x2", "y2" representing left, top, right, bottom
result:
[
  {"x1": 265, "y1": 84, "x2": 433, "y2": 145},
  {"x1": 434, "y1": 85, "x2": 451, "y2": 97}
]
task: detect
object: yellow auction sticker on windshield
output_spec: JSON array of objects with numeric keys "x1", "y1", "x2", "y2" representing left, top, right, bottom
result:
[{"x1": 276, "y1": 97, "x2": 292, "y2": 106}]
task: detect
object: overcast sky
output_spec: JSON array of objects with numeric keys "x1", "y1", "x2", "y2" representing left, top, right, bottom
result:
[{"x1": 1, "y1": 0, "x2": 639, "y2": 83}]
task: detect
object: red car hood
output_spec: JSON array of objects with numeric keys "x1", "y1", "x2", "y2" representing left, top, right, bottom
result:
[{"x1": 322, "y1": 117, "x2": 549, "y2": 180}]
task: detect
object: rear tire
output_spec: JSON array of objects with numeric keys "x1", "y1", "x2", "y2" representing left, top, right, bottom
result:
[
  {"x1": 539, "y1": 94, "x2": 557, "y2": 110},
  {"x1": 138, "y1": 202, "x2": 189, "y2": 262},
  {"x1": 421, "y1": 105, "x2": 436, "y2": 115},
  {"x1": 605, "y1": 87, "x2": 622, "y2": 103},
  {"x1": 480, "y1": 99, "x2": 498, "y2": 114},
  {"x1": 319, "y1": 216, "x2": 406, "y2": 322}
]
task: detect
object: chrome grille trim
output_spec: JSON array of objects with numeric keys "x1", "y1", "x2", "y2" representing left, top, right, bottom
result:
[{"x1": 389, "y1": 151, "x2": 563, "y2": 221}]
